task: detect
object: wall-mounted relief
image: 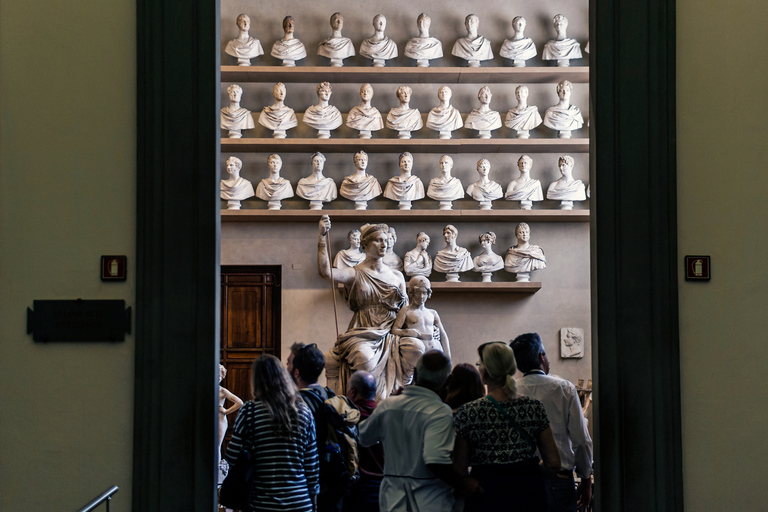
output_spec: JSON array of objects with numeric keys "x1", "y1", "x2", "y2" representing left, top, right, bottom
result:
[{"x1": 560, "y1": 327, "x2": 584, "y2": 358}]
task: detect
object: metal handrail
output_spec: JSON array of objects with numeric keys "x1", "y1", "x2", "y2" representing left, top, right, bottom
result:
[{"x1": 75, "y1": 485, "x2": 119, "y2": 512}]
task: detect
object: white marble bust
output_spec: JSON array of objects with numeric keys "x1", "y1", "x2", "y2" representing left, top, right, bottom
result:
[
  {"x1": 296, "y1": 152, "x2": 337, "y2": 209},
  {"x1": 359, "y1": 14, "x2": 398, "y2": 67},
  {"x1": 225, "y1": 14, "x2": 264, "y2": 66},
  {"x1": 404, "y1": 13, "x2": 443, "y2": 67},
  {"x1": 504, "y1": 222, "x2": 546, "y2": 282},
  {"x1": 220, "y1": 156, "x2": 255, "y2": 210},
  {"x1": 346, "y1": 83, "x2": 384, "y2": 139},
  {"x1": 383, "y1": 152, "x2": 425, "y2": 210},
  {"x1": 317, "y1": 12, "x2": 355, "y2": 67},
  {"x1": 427, "y1": 155, "x2": 465, "y2": 210},
  {"x1": 386, "y1": 85, "x2": 423, "y2": 139},
  {"x1": 404, "y1": 232, "x2": 432, "y2": 277},
  {"x1": 255, "y1": 153, "x2": 294, "y2": 210},
  {"x1": 334, "y1": 229, "x2": 365, "y2": 268},
  {"x1": 257, "y1": 82, "x2": 297, "y2": 138},
  {"x1": 464, "y1": 86, "x2": 502, "y2": 139},
  {"x1": 340, "y1": 151, "x2": 382, "y2": 210},
  {"x1": 500, "y1": 16, "x2": 537, "y2": 67},
  {"x1": 434, "y1": 224, "x2": 473, "y2": 281},
  {"x1": 505, "y1": 85, "x2": 542, "y2": 139},
  {"x1": 271, "y1": 16, "x2": 307, "y2": 66},
  {"x1": 466, "y1": 158, "x2": 503, "y2": 209},
  {"x1": 543, "y1": 15, "x2": 583, "y2": 67},
  {"x1": 426, "y1": 86, "x2": 463, "y2": 139},
  {"x1": 451, "y1": 14, "x2": 493, "y2": 67},
  {"x1": 303, "y1": 82, "x2": 343, "y2": 138},
  {"x1": 543, "y1": 80, "x2": 584, "y2": 138},
  {"x1": 220, "y1": 84, "x2": 255, "y2": 138},
  {"x1": 505, "y1": 154, "x2": 543, "y2": 210},
  {"x1": 382, "y1": 227, "x2": 403, "y2": 271},
  {"x1": 547, "y1": 155, "x2": 586, "y2": 209},
  {"x1": 473, "y1": 231, "x2": 504, "y2": 281}
]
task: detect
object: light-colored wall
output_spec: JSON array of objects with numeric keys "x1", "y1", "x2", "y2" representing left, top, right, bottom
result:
[{"x1": 0, "y1": 0, "x2": 135, "y2": 510}]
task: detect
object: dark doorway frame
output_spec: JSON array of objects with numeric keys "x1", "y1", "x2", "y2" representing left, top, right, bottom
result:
[{"x1": 133, "y1": 0, "x2": 682, "y2": 509}]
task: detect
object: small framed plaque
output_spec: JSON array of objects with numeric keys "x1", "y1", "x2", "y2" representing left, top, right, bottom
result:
[
  {"x1": 101, "y1": 255, "x2": 127, "y2": 281},
  {"x1": 684, "y1": 255, "x2": 711, "y2": 281}
]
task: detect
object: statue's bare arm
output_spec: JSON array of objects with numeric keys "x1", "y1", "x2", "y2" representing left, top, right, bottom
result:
[
  {"x1": 318, "y1": 215, "x2": 355, "y2": 285},
  {"x1": 432, "y1": 310, "x2": 451, "y2": 358}
]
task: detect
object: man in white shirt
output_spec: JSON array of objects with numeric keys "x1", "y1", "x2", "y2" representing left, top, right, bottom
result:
[{"x1": 510, "y1": 333, "x2": 593, "y2": 512}]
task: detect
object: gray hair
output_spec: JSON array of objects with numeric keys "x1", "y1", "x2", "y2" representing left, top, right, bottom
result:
[{"x1": 348, "y1": 371, "x2": 376, "y2": 400}]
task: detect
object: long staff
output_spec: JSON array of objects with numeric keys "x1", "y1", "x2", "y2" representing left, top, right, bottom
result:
[{"x1": 324, "y1": 217, "x2": 341, "y2": 342}]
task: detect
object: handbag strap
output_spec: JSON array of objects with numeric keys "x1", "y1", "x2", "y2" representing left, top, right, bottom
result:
[{"x1": 486, "y1": 395, "x2": 537, "y2": 450}]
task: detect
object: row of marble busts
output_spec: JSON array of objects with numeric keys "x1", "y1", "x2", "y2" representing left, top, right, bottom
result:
[
  {"x1": 220, "y1": 152, "x2": 587, "y2": 211},
  {"x1": 226, "y1": 12, "x2": 586, "y2": 68},
  {"x1": 221, "y1": 80, "x2": 584, "y2": 140},
  {"x1": 333, "y1": 223, "x2": 545, "y2": 283}
]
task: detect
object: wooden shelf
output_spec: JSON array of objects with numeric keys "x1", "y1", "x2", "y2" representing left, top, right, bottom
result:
[
  {"x1": 336, "y1": 280, "x2": 540, "y2": 293},
  {"x1": 222, "y1": 66, "x2": 589, "y2": 84},
  {"x1": 221, "y1": 209, "x2": 589, "y2": 222}
]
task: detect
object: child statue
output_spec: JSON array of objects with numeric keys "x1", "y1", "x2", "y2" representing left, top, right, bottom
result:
[
  {"x1": 346, "y1": 83, "x2": 384, "y2": 139},
  {"x1": 383, "y1": 152, "x2": 425, "y2": 210},
  {"x1": 220, "y1": 84, "x2": 255, "y2": 138},
  {"x1": 386, "y1": 85, "x2": 423, "y2": 139},
  {"x1": 296, "y1": 152, "x2": 337, "y2": 210},
  {"x1": 224, "y1": 14, "x2": 264, "y2": 66},
  {"x1": 404, "y1": 13, "x2": 443, "y2": 67},
  {"x1": 451, "y1": 14, "x2": 493, "y2": 67},
  {"x1": 543, "y1": 15, "x2": 583, "y2": 67},
  {"x1": 464, "y1": 86, "x2": 502, "y2": 139},
  {"x1": 404, "y1": 232, "x2": 432, "y2": 277},
  {"x1": 359, "y1": 14, "x2": 398, "y2": 67},
  {"x1": 333, "y1": 229, "x2": 365, "y2": 268},
  {"x1": 473, "y1": 231, "x2": 504, "y2": 282},
  {"x1": 382, "y1": 227, "x2": 403, "y2": 272},
  {"x1": 303, "y1": 82, "x2": 343, "y2": 139},
  {"x1": 500, "y1": 16, "x2": 537, "y2": 67},
  {"x1": 255, "y1": 153, "x2": 294, "y2": 210},
  {"x1": 427, "y1": 155, "x2": 465, "y2": 210},
  {"x1": 218, "y1": 364, "x2": 243, "y2": 469},
  {"x1": 547, "y1": 155, "x2": 586, "y2": 210},
  {"x1": 505, "y1": 85, "x2": 542, "y2": 139},
  {"x1": 220, "y1": 156, "x2": 255, "y2": 210},
  {"x1": 270, "y1": 16, "x2": 307, "y2": 66},
  {"x1": 434, "y1": 224, "x2": 473, "y2": 282},
  {"x1": 466, "y1": 158, "x2": 503, "y2": 209},
  {"x1": 505, "y1": 154, "x2": 543, "y2": 210},
  {"x1": 426, "y1": 86, "x2": 463, "y2": 139},
  {"x1": 543, "y1": 80, "x2": 584, "y2": 138},
  {"x1": 340, "y1": 150, "x2": 382, "y2": 210},
  {"x1": 317, "y1": 12, "x2": 355, "y2": 67},
  {"x1": 257, "y1": 82, "x2": 297, "y2": 139},
  {"x1": 504, "y1": 222, "x2": 546, "y2": 282}
]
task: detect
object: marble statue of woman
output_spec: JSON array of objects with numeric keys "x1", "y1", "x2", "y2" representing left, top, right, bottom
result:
[
  {"x1": 383, "y1": 152, "x2": 425, "y2": 210},
  {"x1": 473, "y1": 231, "x2": 504, "y2": 282},
  {"x1": 257, "y1": 82, "x2": 297, "y2": 138},
  {"x1": 334, "y1": 229, "x2": 365, "y2": 268},
  {"x1": 451, "y1": 14, "x2": 493, "y2": 67},
  {"x1": 255, "y1": 153, "x2": 294, "y2": 210},
  {"x1": 386, "y1": 85, "x2": 423, "y2": 139},
  {"x1": 218, "y1": 364, "x2": 243, "y2": 461},
  {"x1": 382, "y1": 227, "x2": 404, "y2": 272},
  {"x1": 543, "y1": 15, "x2": 583, "y2": 67},
  {"x1": 303, "y1": 81, "x2": 342, "y2": 138},
  {"x1": 359, "y1": 14, "x2": 398, "y2": 67},
  {"x1": 340, "y1": 151, "x2": 382, "y2": 210},
  {"x1": 220, "y1": 84, "x2": 255, "y2": 138},
  {"x1": 505, "y1": 85, "x2": 542, "y2": 139},
  {"x1": 271, "y1": 16, "x2": 307, "y2": 66},
  {"x1": 404, "y1": 232, "x2": 432, "y2": 277},
  {"x1": 466, "y1": 158, "x2": 503, "y2": 209},
  {"x1": 220, "y1": 156, "x2": 255, "y2": 210},
  {"x1": 296, "y1": 152, "x2": 337, "y2": 209},
  {"x1": 317, "y1": 12, "x2": 355, "y2": 67},
  {"x1": 464, "y1": 85, "x2": 502, "y2": 139},
  {"x1": 500, "y1": 16, "x2": 537, "y2": 67},
  {"x1": 427, "y1": 155, "x2": 465, "y2": 210},
  {"x1": 547, "y1": 155, "x2": 586, "y2": 209},
  {"x1": 426, "y1": 86, "x2": 463, "y2": 139},
  {"x1": 505, "y1": 154, "x2": 543, "y2": 210},
  {"x1": 504, "y1": 222, "x2": 546, "y2": 282},
  {"x1": 404, "y1": 13, "x2": 443, "y2": 67},
  {"x1": 434, "y1": 224, "x2": 473, "y2": 282},
  {"x1": 543, "y1": 80, "x2": 584, "y2": 138},
  {"x1": 224, "y1": 14, "x2": 264, "y2": 66},
  {"x1": 346, "y1": 83, "x2": 384, "y2": 139}
]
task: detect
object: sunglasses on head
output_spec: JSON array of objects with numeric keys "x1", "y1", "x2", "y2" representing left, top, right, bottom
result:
[{"x1": 476, "y1": 341, "x2": 508, "y2": 365}]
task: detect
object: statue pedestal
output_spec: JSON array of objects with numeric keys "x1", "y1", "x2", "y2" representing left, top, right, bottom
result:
[
  {"x1": 226, "y1": 200, "x2": 242, "y2": 210},
  {"x1": 227, "y1": 129, "x2": 242, "y2": 138},
  {"x1": 513, "y1": 59, "x2": 526, "y2": 67},
  {"x1": 398, "y1": 130, "x2": 412, "y2": 139},
  {"x1": 445, "y1": 272, "x2": 460, "y2": 282},
  {"x1": 438, "y1": 130, "x2": 452, "y2": 139},
  {"x1": 237, "y1": 58, "x2": 251, "y2": 66},
  {"x1": 372, "y1": 58, "x2": 385, "y2": 67},
  {"x1": 358, "y1": 130, "x2": 372, "y2": 139},
  {"x1": 516, "y1": 130, "x2": 530, "y2": 139},
  {"x1": 481, "y1": 271, "x2": 493, "y2": 282},
  {"x1": 515, "y1": 271, "x2": 531, "y2": 282},
  {"x1": 330, "y1": 58, "x2": 343, "y2": 67},
  {"x1": 354, "y1": 201, "x2": 368, "y2": 210},
  {"x1": 557, "y1": 58, "x2": 570, "y2": 67},
  {"x1": 416, "y1": 59, "x2": 429, "y2": 67},
  {"x1": 558, "y1": 130, "x2": 572, "y2": 139},
  {"x1": 519, "y1": 200, "x2": 533, "y2": 210},
  {"x1": 559, "y1": 200, "x2": 574, "y2": 210},
  {"x1": 438, "y1": 201, "x2": 453, "y2": 211},
  {"x1": 398, "y1": 200, "x2": 412, "y2": 210},
  {"x1": 317, "y1": 129, "x2": 331, "y2": 139},
  {"x1": 467, "y1": 59, "x2": 480, "y2": 67},
  {"x1": 309, "y1": 200, "x2": 323, "y2": 210},
  {"x1": 477, "y1": 130, "x2": 491, "y2": 139},
  {"x1": 281, "y1": 59, "x2": 296, "y2": 67},
  {"x1": 477, "y1": 200, "x2": 492, "y2": 210},
  {"x1": 273, "y1": 129, "x2": 286, "y2": 139},
  {"x1": 267, "y1": 200, "x2": 282, "y2": 210}
]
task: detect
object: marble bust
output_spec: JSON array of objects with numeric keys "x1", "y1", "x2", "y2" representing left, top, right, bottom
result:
[
  {"x1": 547, "y1": 155, "x2": 586, "y2": 209},
  {"x1": 334, "y1": 229, "x2": 365, "y2": 268},
  {"x1": 500, "y1": 16, "x2": 537, "y2": 67},
  {"x1": 303, "y1": 82, "x2": 343, "y2": 138},
  {"x1": 346, "y1": 83, "x2": 384, "y2": 139},
  {"x1": 434, "y1": 224, "x2": 473, "y2": 282},
  {"x1": 386, "y1": 85, "x2": 423, "y2": 139},
  {"x1": 505, "y1": 154, "x2": 543, "y2": 210},
  {"x1": 257, "y1": 82, "x2": 297, "y2": 138},
  {"x1": 382, "y1": 227, "x2": 403, "y2": 272},
  {"x1": 225, "y1": 14, "x2": 264, "y2": 66},
  {"x1": 473, "y1": 231, "x2": 504, "y2": 281},
  {"x1": 504, "y1": 222, "x2": 546, "y2": 282},
  {"x1": 383, "y1": 151, "x2": 425, "y2": 210},
  {"x1": 426, "y1": 86, "x2": 463, "y2": 139},
  {"x1": 359, "y1": 14, "x2": 398, "y2": 67},
  {"x1": 404, "y1": 232, "x2": 432, "y2": 277},
  {"x1": 505, "y1": 85, "x2": 542, "y2": 139},
  {"x1": 340, "y1": 151, "x2": 382, "y2": 210},
  {"x1": 220, "y1": 84, "x2": 255, "y2": 138},
  {"x1": 543, "y1": 80, "x2": 584, "y2": 138},
  {"x1": 451, "y1": 14, "x2": 493, "y2": 67},
  {"x1": 427, "y1": 155, "x2": 465, "y2": 210},
  {"x1": 255, "y1": 153, "x2": 294, "y2": 210},
  {"x1": 404, "y1": 13, "x2": 443, "y2": 67},
  {"x1": 317, "y1": 12, "x2": 355, "y2": 67},
  {"x1": 466, "y1": 158, "x2": 503, "y2": 209},
  {"x1": 271, "y1": 16, "x2": 307, "y2": 66},
  {"x1": 543, "y1": 15, "x2": 583, "y2": 67},
  {"x1": 464, "y1": 85, "x2": 502, "y2": 139},
  {"x1": 296, "y1": 152, "x2": 337, "y2": 209},
  {"x1": 220, "y1": 156, "x2": 255, "y2": 210}
]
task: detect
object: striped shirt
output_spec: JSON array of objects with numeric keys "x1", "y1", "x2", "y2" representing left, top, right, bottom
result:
[{"x1": 225, "y1": 400, "x2": 320, "y2": 511}]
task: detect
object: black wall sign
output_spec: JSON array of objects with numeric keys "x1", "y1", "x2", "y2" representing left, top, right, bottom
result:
[{"x1": 27, "y1": 299, "x2": 131, "y2": 342}]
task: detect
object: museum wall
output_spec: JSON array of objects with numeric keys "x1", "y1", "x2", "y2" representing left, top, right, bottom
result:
[{"x1": 0, "y1": 0, "x2": 136, "y2": 510}]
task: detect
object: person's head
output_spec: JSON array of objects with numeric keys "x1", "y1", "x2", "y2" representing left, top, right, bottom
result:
[
  {"x1": 465, "y1": 14, "x2": 479, "y2": 33},
  {"x1": 272, "y1": 82, "x2": 286, "y2": 101},
  {"x1": 227, "y1": 84, "x2": 243, "y2": 102},
  {"x1": 414, "y1": 350, "x2": 452, "y2": 392},
  {"x1": 373, "y1": 14, "x2": 386, "y2": 31},
  {"x1": 510, "y1": 332, "x2": 549, "y2": 374},
  {"x1": 310, "y1": 151, "x2": 326, "y2": 170},
  {"x1": 416, "y1": 231, "x2": 430, "y2": 249},
  {"x1": 478, "y1": 86, "x2": 492, "y2": 104},
  {"x1": 512, "y1": 16, "x2": 526, "y2": 33},
  {"x1": 330, "y1": 12, "x2": 343, "y2": 30},
  {"x1": 407, "y1": 275, "x2": 432, "y2": 304},
  {"x1": 515, "y1": 84, "x2": 529, "y2": 102},
  {"x1": 225, "y1": 156, "x2": 242, "y2": 175},
  {"x1": 476, "y1": 342, "x2": 517, "y2": 398},
  {"x1": 517, "y1": 154, "x2": 532, "y2": 172},
  {"x1": 417, "y1": 13, "x2": 431, "y2": 31},
  {"x1": 353, "y1": 150, "x2": 368, "y2": 169},
  {"x1": 360, "y1": 223, "x2": 389, "y2": 253},
  {"x1": 443, "y1": 224, "x2": 458, "y2": 242},
  {"x1": 479, "y1": 231, "x2": 496, "y2": 245},
  {"x1": 250, "y1": 354, "x2": 301, "y2": 435},
  {"x1": 515, "y1": 222, "x2": 530, "y2": 242},
  {"x1": 444, "y1": 363, "x2": 485, "y2": 409},
  {"x1": 346, "y1": 371, "x2": 377, "y2": 401},
  {"x1": 556, "y1": 80, "x2": 574, "y2": 99},
  {"x1": 439, "y1": 155, "x2": 453, "y2": 172},
  {"x1": 282, "y1": 16, "x2": 295, "y2": 33},
  {"x1": 396, "y1": 85, "x2": 412, "y2": 102},
  {"x1": 267, "y1": 153, "x2": 282, "y2": 172},
  {"x1": 219, "y1": 364, "x2": 227, "y2": 383},
  {"x1": 236, "y1": 14, "x2": 250, "y2": 31},
  {"x1": 399, "y1": 152, "x2": 413, "y2": 172},
  {"x1": 558, "y1": 155, "x2": 575, "y2": 172},
  {"x1": 360, "y1": 83, "x2": 374, "y2": 101},
  {"x1": 290, "y1": 342, "x2": 325, "y2": 385},
  {"x1": 317, "y1": 81, "x2": 332, "y2": 99},
  {"x1": 347, "y1": 229, "x2": 361, "y2": 249}
]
